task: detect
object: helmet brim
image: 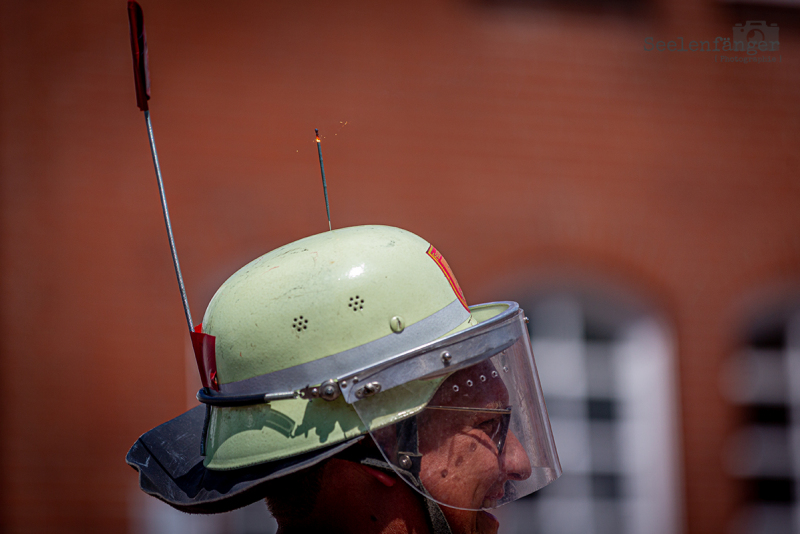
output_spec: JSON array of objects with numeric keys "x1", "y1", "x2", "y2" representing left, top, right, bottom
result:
[
  {"x1": 126, "y1": 303, "x2": 485, "y2": 513},
  {"x1": 126, "y1": 404, "x2": 364, "y2": 514}
]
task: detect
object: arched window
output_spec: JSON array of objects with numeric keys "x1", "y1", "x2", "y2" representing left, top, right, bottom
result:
[
  {"x1": 496, "y1": 291, "x2": 683, "y2": 534},
  {"x1": 723, "y1": 307, "x2": 800, "y2": 534}
]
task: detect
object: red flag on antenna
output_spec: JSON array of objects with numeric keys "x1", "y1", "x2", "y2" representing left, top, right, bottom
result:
[
  {"x1": 191, "y1": 326, "x2": 220, "y2": 391},
  {"x1": 127, "y1": 1, "x2": 150, "y2": 111}
]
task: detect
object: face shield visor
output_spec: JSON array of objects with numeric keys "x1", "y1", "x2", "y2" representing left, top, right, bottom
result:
[{"x1": 348, "y1": 302, "x2": 561, "y2": 511}]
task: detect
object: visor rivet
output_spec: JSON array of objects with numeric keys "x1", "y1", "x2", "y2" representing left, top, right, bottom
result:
[
  {"x1": 390, "y1": 316, "x2": 405, "y2": 333},
  {"x1": 341, "y1": 380, "x2": 348, "y2": 388},
  {"x1": 399, "y1": 455, "x2": 413, "y2": 470},
  {"x1": 441, "y1": 351, "x2": 452, "y2": 365},
  {"x1": 356, "y1": 382, "x2": 382, "y2": 398}
]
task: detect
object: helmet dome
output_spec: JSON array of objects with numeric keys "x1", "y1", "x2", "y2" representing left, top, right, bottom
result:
[
  {"x1": 202, "y1": 225, "x2": 474, "y2": 469},
  {"x1": 204, "y1": 225, "x2": 471, "y2": 385}
]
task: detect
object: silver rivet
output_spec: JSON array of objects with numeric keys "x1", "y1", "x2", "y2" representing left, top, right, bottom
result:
[
  {"x1": 356, "y1": 382, "x2": 382, "y2": 398},
  {"x1": 399, "y1": 455, "x2": 412, "y2": 469},
  {"x1": 524, "y1": 316, "x2": 530, "y2": 324},
  {"x1": 466, "y1": 380, "x2": 473, "y2": 387},
  {"x1": 341, "y1": 380, "x2": 348, "y2": 388},
  {"x1": 390, "y1": 316, "x2": 405, "y2": 333},
  {"x1": 352, "y1": 377, "x2": 359, "y2": 384},
  {"x1": 311, "y1": 387, "x2": 319, "y2": 397},
  {"x1": 320, "y1": 381, "x2": 341, "y2": 401},
  {"x1": 503, "y1": 366, "x2": 509, "y2": 373},
  {"x1": 441, "y1": 351, "x2": 452, "y2": 365},
  {"x1": 480, "y1": 375, "x2": 486, "y2": 382},
  {"x1": 452, "y1": 385, "x2": 459, "y2": 392},
  {"x1": 491, "y1": 371, "x2": 498, "y2": 378}
]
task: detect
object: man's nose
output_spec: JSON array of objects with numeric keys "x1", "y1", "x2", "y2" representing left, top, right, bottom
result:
[{"x1": 501, "y1": 431, "x2": 532, "y2": 481}]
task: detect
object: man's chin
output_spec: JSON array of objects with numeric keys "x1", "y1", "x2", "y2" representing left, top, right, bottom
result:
[
  {"x1": 439, "y1": 507, "x2": 500, "y2": 534},
  {"x1": 476, "y1": 510, "x2": 500, "y2": 534}
]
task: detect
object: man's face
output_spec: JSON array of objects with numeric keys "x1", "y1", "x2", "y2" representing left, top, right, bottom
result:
[{"x1": 417, "y1": 361, "x2": 532, "y2": 534}]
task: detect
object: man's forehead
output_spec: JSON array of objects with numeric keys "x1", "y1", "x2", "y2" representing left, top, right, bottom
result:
[{"x1": 432, "y1": 360, "x2": 510, "y2": 408}]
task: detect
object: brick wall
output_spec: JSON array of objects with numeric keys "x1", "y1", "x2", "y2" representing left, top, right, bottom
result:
[{"x1": 1, "y1": 0, "x2": 798, "y2": 532}]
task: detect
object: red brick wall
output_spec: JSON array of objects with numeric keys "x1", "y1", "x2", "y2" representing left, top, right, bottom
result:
[{"x1": 1, "y1": 0, "x2": 798, "y2": 532}]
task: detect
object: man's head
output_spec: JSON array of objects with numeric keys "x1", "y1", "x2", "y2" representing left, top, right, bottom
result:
[
  {"x1": 128, "y1": 225, "x2": 560, "y2": 533},
  {"x1": 363, "y1": 319, "x2": 560, "y2": 533},
  {"x1": 416, "y1": 363, "x2": 532, "y2": 534}
]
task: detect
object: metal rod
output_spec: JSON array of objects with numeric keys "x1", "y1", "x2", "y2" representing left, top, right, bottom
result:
[
  {"x1": 425, "y1": 406, "x2": 512, "y2": 414},
  {"x1": 145, "y1": 110, "x2": 194, "y2": 332},
  {"x1": 315, "y1": 129, "x2": 332, "y2": 231}
]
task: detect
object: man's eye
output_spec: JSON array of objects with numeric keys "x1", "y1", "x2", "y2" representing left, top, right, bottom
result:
[{"x1": 476, "y1": 418, "x2": 501, "y2": 438}]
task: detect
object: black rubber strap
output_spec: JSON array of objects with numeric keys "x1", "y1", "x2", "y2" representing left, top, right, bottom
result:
[
  {"x1": 396, "y1": 416, "x2": 422, "y2": 480},
  {"x1": 199, "y1": 404, "x2": 211, "y2": 456}
]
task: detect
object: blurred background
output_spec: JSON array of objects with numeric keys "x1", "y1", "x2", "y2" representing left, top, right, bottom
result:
[{"x1": 1, "y1": 0, "x2": 799, "y2": 533}]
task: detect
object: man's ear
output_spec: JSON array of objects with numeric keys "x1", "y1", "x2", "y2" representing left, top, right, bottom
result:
[{"x1": 359, "y1": 464, "x2": 397, "y2": 487}]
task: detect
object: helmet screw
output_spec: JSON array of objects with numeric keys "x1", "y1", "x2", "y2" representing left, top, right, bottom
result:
[
  {"x1": 356, "y1": 381, "x2": 382, "y2": 398},
  {"x1": 441, "y1": 351, "x2": 452, "y2": 365},
  {"x1": 390, "y1": 316, "x2": 405, "y2": 333},
  {"x1": 398, "y1": 455, "x2": 413, "y2": 470},
  {"x1": 319, "y1": 379, "x2": 341, "y2": 401}
]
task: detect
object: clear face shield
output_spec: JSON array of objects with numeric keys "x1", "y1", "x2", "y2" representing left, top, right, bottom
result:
[{"x1": 349, "y1": 303, "x2": 561, "y2": 511}]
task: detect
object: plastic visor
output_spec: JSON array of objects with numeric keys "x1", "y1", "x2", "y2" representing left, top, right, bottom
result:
[{"x1": 352, "y1": 305, "x2": 561, "y2": 511}]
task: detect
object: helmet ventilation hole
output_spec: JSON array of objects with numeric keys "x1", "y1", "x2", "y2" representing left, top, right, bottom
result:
[
  {"x1": 348, "y1": 295, "x2": 365, "y2": 312},
  {"x1": 292, "y1": 316, "x2": 309, "y2": 332}
]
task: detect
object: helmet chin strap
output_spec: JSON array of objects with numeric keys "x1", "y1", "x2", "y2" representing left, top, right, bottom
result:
[
  {"x1": 356, "y1": 416, "x2": 453, "y2": 534},
  {"x1": 422, "y1": 494, "x2": 455, "y2": 534}
]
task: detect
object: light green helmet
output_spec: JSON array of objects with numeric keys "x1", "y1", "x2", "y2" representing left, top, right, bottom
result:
[
  {"x1": 200, "y1": 225, "x2": 476, "y2": 470},
  {"x1": 128, "y1": 223, "x2": 561, "y2": 515}
]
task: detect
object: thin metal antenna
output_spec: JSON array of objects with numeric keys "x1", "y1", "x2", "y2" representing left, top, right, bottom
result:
[
  {"x1": 128, "y1": 1, "x2": 194, "y2": 332},
  {"x1": 145, "y1": 110, "x2": 194, "y2": 331},
  {"x1": 315, "y1": 129, "x2": 332, "y2": 231}
]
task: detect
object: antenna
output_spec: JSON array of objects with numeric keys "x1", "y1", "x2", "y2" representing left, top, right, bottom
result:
[
  {"x1": 127, "y1": 1, "x2": 219, "y2": 393},
  {"x1": 315, "y1": 129, "x2": 332, "y2": 231},
  {"x1": 128, "y1": 0, "x2": 193, "y2": 332}
]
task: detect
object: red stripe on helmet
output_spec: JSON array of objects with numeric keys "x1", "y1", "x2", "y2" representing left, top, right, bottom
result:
[{"x1": 426, "y1": 245, "x2": 469, "y2": 312}]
